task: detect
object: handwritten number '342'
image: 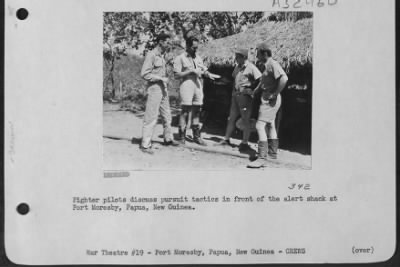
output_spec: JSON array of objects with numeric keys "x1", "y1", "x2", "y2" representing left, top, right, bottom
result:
[
  {"x1": 273, "y1": 0, "x2": 338, "y2": 8},
  {"x1": 288, "y1": 183, "x2": 311, "y2": 190}
]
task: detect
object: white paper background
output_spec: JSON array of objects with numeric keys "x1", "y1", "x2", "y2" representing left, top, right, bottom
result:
[{"x1": 4, "y1": 0, "x2": 396, "y2": 265}]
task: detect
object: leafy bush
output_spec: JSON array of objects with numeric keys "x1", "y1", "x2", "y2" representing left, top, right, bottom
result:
[{"x1": 103, "y1": 54, "x2": 181, "y2": 110}]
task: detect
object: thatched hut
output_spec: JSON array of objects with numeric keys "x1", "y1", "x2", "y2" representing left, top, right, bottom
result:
[{"x1": 198, "y1": 18, "x2": 313, "y2": 154}]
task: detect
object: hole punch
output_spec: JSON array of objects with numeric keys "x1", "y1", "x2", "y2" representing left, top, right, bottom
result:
[
  {"x1": 16, "y1": 8, "x2": 29, "y2": 20},
  {"x1": 17, "y1": 203, "x2": 30, "y2": 215}
]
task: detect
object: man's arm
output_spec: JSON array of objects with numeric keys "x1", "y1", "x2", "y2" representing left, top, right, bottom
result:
[
  {"x1": 195, "y1": 57, "x2": 220, "y2": 80},
  {"x1": 246, "y1": 78, "x2": 261, "y2": 95},
  {"x1": 243, "y1": 65, "x2": 262, "y2": 95},
  {"x1": 263, "y1": 74, "x2": 288, "y2": 100},
  {"x1": 251, "y1": 80, "x2": 262, "y2": 97},
  {"x1": 249, "y1": 65, "x2": 262, "y2": 90},
  {"x1": 202, "y1": 70, "x2": 221, "y2": 80},
  {"x1": 274, "y1": 74, "x2": 288, "y2": 95},
  {"x1": 173, "y1": 56, "x2": 197, "y2": 79},
  {"x1": 269, "y1": 62, "x2": 288, "y2": 98},
  {"x1": 141, "y1": 52, "x2": 167, "y2": 83}
]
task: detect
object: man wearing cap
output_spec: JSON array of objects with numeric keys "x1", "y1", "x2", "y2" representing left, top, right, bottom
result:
[
  {"x1": 248, "y1": 42, "x2": 288, "y2": 168},
  {"x1": 173, "y1": 36, "x2": 218, "y2": 146},
  {"x1": 139, "y1": 32, "x2": 177, "y2": 154},
  {"x1": 218, "y1": 48, "x2": 262, "y2": 153}
]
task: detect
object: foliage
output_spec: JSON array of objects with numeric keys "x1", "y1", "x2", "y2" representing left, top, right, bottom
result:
[
  {"x1": 103, "y1": 11, "x2": 265, "y2": 97},
  {"x1": 104, "y1": 12, "x2": 265, "y2": 55},
  {"x1": 103, "y1": 54, "x2": 180, "y2": 109},
  {"x1": 103, "y1": 12, "x2": 312, "y2": 98}
]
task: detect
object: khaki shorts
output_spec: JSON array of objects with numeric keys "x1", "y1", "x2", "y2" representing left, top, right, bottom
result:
[
  {"x1": 180, "y1": 86, "x2": 203, "y2": 106},
  {"x1": 258, "y1": 94, "x2": 281, "y2": 123}
]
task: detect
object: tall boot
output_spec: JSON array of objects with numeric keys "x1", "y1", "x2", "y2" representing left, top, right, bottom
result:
[
  {"x1": 247, "y1": 141, "x2": 268, "y2": 168},
  {"x1": 192, "y1": 125, "x2": 207, "y2": 146},
  {"x1": 176, "y1": 127, "x2": 186, "y2": 144},
  {"x1": 268, "y1": 139, "x2": 279, "y2": 159}
]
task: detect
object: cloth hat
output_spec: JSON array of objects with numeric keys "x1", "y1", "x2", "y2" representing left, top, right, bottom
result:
[
  {"x1": 234, "y1": 48, "x2": 248, "y2": 58},
  {"x1": 256, "y1": 42, "x2": 271, "y2": 52}
]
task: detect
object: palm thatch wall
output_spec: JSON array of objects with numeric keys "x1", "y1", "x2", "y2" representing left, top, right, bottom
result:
[{"x1": 198, "y1": 18, "x2": 312, "y2": 72}]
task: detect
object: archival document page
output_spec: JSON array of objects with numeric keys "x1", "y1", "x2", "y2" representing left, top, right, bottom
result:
[{"x1": 4, "y1": 0, "x2": 396, "y2": 265}]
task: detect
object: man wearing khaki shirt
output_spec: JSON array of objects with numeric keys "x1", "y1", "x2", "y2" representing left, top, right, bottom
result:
[
  {"x1": 173, "y1": 36, "x2": 218, "y2": 146},
  {"x1": 218, "y1": 48, "x2": 261, "y2": 153},
  {"x1": 139, "y1": 33, "x2": 177, "y2": 154},
  {"x1": 248, "y1": 42, "x2": 288, "y2": 168}
]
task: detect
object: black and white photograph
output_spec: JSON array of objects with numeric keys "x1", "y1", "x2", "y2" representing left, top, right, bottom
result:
[
  {"x1": 4, "y1": 0, "x2": 396, "y2": 265},
  {"x1": 103, "y1": 11, "x2": 313, "y2": 170}
]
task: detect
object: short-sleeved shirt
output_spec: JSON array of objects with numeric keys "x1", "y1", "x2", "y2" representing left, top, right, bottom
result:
[
  {"x1": 259, "y1": 58, "x2": 286, "y2": 96},
  {"x1": 141, "y1": 49, "x2": 167, "y2": 85},
  {"x1": 173, "y1": 52, "x2": 208, "y2": 91},
  {"x1": 232, "y1": 61, "x2": 262, "y2": 93}
]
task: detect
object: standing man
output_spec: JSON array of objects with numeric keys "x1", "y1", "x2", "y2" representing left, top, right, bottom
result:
[
  {"x1": 139, "y1": 32, "x2": 177, "y2": 154},
  {"x1": 218, "y1": 48, "x2": 262, "y2": 153},
  {"x1": 173, "y1": 36, "x2": 218, "y2": 146},
  {"x1": 248, "y1": 42, "x2": 288, "y2": 168}
]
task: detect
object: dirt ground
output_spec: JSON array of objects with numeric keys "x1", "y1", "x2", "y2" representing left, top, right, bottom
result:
[{"x1": 103, "y1": 103, "x2": 311, "y2": 171}]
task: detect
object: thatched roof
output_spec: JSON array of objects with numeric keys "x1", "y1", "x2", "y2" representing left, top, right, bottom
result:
[{"x1": 198, "y1": 18, "x2": 313, "y2": 71}]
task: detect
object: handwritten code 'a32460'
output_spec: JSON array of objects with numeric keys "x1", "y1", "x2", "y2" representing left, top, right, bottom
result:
[{"x1": 272, "y1": 0, "x2": 338, "y2": 8}]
